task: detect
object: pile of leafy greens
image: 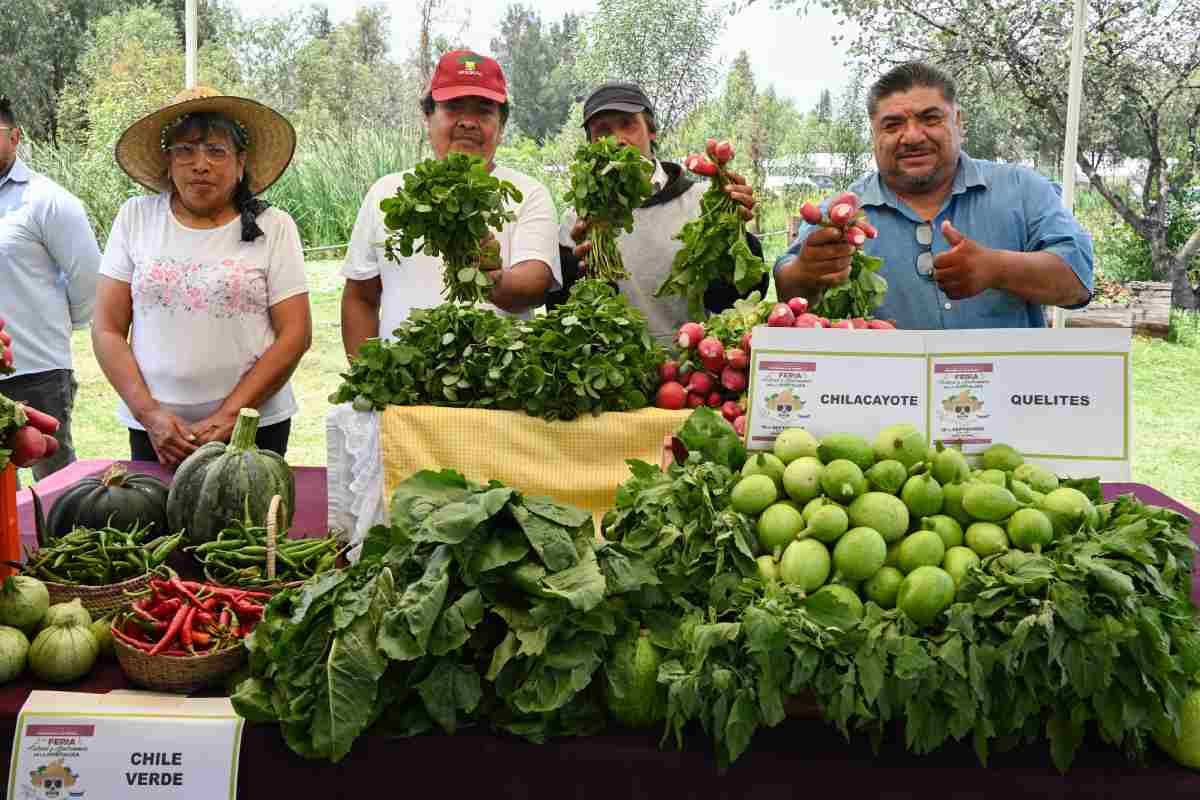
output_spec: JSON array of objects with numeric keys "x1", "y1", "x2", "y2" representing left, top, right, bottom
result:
[
  {"x1": 655, "y1": 166, "x2": 768, "y2": 321},
  {"x1": 652, "y1": 485, "x2": 1200, "y2": 773},
  {"x1": 563, "y1": 137, "x2": 654, "y2": 283},
  {"x1": 231, "y1": 469, "x2": 660, "y2": 762},
  {"x1": 380, "y1": 153, "x2": 522, "y2": 304},
  {"x1": 698, "y1": 291, "x2": 773, "y2": 351},
  {"x1": 811, "y1": 250, "x2": 888, "y2": 321},
  {"x1": 330, "y1": 280, "x2": 665, "y2": 421},
  {"x1": 0, "y1": 392, "x2": 27, "y2": 471}
]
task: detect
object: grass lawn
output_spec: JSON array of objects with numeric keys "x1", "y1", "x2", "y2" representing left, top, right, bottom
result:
[{"x1": 20, "y1": 259, "x2": 1200, "y2": 514}]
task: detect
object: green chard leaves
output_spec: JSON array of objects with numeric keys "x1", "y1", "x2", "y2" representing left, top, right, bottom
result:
[
  {"x1": 564, "y1": 137, "x2": 655, "y2": 283},
  {"x1": 380, "y1": 153, "x2": 522, "y2": 304}
]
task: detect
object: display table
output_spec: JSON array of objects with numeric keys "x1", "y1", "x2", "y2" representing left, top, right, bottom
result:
[
  {"x1": 14, "y1": 460, "x2": 329, "y2": 548},
  {"x1": 1, "y1": 479, "x2": 1197, "y2": 793}
]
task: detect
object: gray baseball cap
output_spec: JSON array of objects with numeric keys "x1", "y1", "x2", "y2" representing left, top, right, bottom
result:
[{"x1": 582, "y1": 82, "x2": 656, "y2": 127}]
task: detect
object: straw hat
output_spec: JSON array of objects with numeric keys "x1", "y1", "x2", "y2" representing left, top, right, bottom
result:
[{"x1": 115, "y1": 86, "x2": 296, "y2": 195}]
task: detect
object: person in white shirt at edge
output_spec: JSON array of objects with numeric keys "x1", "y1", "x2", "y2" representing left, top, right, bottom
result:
[
  {"x1": 340, "y1": 49, "x2": 561, "y2": 359},
  {"x1": 92, "y1": 87, "x2": 312, "y2": 468},
  {"x1": 0, "y1": 95, "x2": 100, "y2": 481}
]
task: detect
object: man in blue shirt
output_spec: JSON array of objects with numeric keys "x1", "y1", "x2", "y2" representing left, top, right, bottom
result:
[
  {"x1": 0, "y1": 96, "x2": 100, "y2": 479},
  {"x1": 775, "y1": 63, "x2": 1093, "y2": 329}
]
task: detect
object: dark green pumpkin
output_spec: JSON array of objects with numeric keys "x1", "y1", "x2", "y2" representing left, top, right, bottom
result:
[
  {"x1": 167, "y1": 408, "x2": 294, "y2": 546},
  {"x1": 45, "y1": 464, "x2": 169, "y2": 540}
]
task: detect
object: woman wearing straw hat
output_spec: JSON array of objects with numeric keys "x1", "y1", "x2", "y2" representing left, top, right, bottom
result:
[{"x1": 92, "y1": 87, "x2": 312, "y2": 467}]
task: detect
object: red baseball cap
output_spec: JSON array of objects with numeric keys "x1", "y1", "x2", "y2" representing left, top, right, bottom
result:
[{"x1": 429, "y1": 50, "x2": 508, "y2": 103}]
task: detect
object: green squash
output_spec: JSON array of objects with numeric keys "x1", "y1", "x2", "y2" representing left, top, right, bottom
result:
[
  {"x1": 167, "y1": 408, "x2": 294, "y2": 546},
  {"x1": 45, "y1": 464, "x2": 169, "y2": 541}
]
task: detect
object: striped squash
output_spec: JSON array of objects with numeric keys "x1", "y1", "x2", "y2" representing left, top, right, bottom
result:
[{"x1": 166, "y1": 408, "x2": 294, "y2": 546}]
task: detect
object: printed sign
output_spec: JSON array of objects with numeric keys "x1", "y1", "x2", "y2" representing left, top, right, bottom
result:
[
  {"x1": 9, "y1": 692, "x2": 243, "y2": 800},
  {"x1": 746, "y1": 327, "x2": 1132, "y2": 480}
]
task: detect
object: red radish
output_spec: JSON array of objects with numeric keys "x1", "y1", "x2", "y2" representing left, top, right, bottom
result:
[
  {"x1": 687, "y1": 370, "x2": 715, "y2": 396},
  {"x1": 726, "y1": 348, "x2": 749, "y2": 370},
  {"x1": 817, "y1": 316, "x2": 831, "y2": 327},
  {"x1": 857, "y1": 219, "x2": 879, "y2": 238},
  {"x1": 677, "y1": 321, "x2": 705, "y2": 350},
  {"x1": 793, "y1": 313, "x2": 823, "y2": 328},
  {"x1": 655, "y1": 381, "x2": 687, "y2": 410},
  {"x1": 851, "y1": 317, "x2": 868, "y2": 329},
  {"x1": 10, "y1": 425, "x2": 47, "y2": 464},
  {"x1": 830, "y1": 203, "x2": 855, "y2": 227},
  {"x1": 799, "y1": 202, "x2": 822, "y2": 225},
  {"x1": 832, "y1": 319, "x2": 855, "y2": 329},
  {"x1": 687, "y1": 157, "x2": 718, "y2": 177},
  {"x1": 845, "y1": 226, "x2": 867, "y2": 247},
  {"x1": 721, "y1": 366, "x2": 748, "y2": 393},
  {"x1": 41, "y1": 435, "x2": 59, "y2": 458},
  {"x1": 830, "y1": 191, "x2": 857, "y2": 208},
  {"x1": 706, "y1": 138, "x2": 719, "y2": 160},
  {"x1": 767, "y1": 303, "x2": 796, "y2": 327},
  {"x1": 721, "y1": 400, "x2": 741, "y2": 422},
  {"x1": 687, "y1": 392, "x2": 707, "y2": 409},
  {"x1": 867, "y1": 319, "x2": 896, "y2": 330},
  {"x1": 786, "y1": 297, "x2": 810, "y2": 315},
  {"x1": 733, "y1": 415, "x2": 748, "y2": 436},
  {"x1": 707, "y1": 391, "x2": 723, "y2": 408},
  {"x1": 697, "y1": 337, "x2": 726, "y2": 373},
  {"x1": 715, "y1": 141, "x2": 734, "y2": 164},
  {"x1": 659, "y1": 361, "x2": 679, "y2": 384},
  {"x1": 740, "y1": 331, "x2": 753, "y2": 354}
]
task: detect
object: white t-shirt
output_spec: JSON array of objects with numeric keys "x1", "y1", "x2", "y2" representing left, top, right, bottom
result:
[
  {"x1": 342, "y1": 164, "x2": 561, "y2": 339},
  {"x1": 99, "y1": 193, "x2": 308, "y2": 430}
]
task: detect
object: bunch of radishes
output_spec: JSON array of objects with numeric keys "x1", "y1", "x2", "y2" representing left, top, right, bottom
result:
[
  {"x1": 655, "y1": 320, "x2": 752, "y2": 435},
  {"x1": 799, "y1": 191, "x2": 879, "y2": 245},
  {"x1": 766, "y1": 296, "x2": 896, "y2": 330}
]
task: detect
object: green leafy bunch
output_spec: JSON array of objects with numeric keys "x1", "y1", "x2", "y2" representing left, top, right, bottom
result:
[
  {"x1": 380, "y1": 153, "x2": 523, "y2": 304},
  {"x1": 0, "y1": 391, "x2": 28, "y2": 471},
  {"x1": 811, "y1": 250, "x2": 887, "y2": 321},
  {"x1": 655, "y1": 165, "x2": 768, "y2": 321},
  {"x1": 514, "y1": 279, "x2": 665, "y2": 420},
  {"x1": 232, "y1": 469, "x2": 661, "y2": 761},
  {"x1": 699, "y1": 291, "x2": 773, "y2": 351},
  {"x1": 329, "y1": 280, "x2": 666, "y2": 421},
  {"x1": 329, "y1": 304, "x2": 524, "y2": 412},
  {"x1": 564, "y1": 137, "x2": 655, "y2": 282}
]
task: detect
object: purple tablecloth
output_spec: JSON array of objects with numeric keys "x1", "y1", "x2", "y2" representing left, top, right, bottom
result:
[{"x1": 15, "y1": 459, "x2": 329, "y2": 548}]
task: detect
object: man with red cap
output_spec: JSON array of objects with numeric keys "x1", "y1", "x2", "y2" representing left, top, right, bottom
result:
[{"x1": 341, "y1": 50, "x2": 561, "y2": 358}]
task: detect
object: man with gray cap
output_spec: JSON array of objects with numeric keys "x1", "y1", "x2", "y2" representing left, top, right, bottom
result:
[{"x1": 547, "y1": 82, "x2": 765, "y2": 344}]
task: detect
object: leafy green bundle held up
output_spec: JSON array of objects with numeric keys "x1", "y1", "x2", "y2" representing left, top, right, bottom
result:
[
  {"x1": 231, "y1": 470, "x2": 661, "y2": 762},
  {"x1": 564, "y1": 137, "x2": 655, "y2": 283},
  {"x1": 329, "y1": 280, "x2": 665, "y2": 421},
  {"x1": 0, "y1": 392, "x2": 27, "y2": 471},
  {"x1": 811, "y1": 250, "x2": 887, "y2": 320},
  {"x1": 655, "y1": 153, "x2": 769, "y2": 321},
  {"x1": 380, "y1": 153, "x2": 522, "y2": 304}
]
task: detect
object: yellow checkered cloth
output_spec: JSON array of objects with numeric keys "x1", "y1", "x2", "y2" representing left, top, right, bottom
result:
[{"x1": 380, "y1": 407, "x2": 691, "y2": 522}]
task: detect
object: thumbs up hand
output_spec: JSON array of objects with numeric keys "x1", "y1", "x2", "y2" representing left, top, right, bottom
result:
[{"x1": 931, "y1": 220, "x2": 998, "y2": 300}]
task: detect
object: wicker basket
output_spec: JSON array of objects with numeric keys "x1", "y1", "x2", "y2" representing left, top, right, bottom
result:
[
  {"x1": 44, "y1": 572, "x2": 152, "y2": 617},
  {"x1": 112, "y1": 630, "x2": 246, "y2": 693}
]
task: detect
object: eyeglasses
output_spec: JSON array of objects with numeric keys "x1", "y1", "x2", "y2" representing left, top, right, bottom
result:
[
  {"x1": 166, "y1": 142, "x2": 232, "y2": 164},
  {"x1": 915, "y1": 222, "x2": 934, "y2": 278}
]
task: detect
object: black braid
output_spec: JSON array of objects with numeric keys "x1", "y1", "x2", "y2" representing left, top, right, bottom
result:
[{"x1": 234, "y1": 172, "x2": 270, "y2": 242}]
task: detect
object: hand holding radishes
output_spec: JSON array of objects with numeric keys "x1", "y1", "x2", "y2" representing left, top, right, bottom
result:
[
  {"x1": 931, "y1": 220, "x2": 998, "y2": 300},
  {"x1": 655, "y1": 140, "x2": 768, "y2": 320},
  {"x1": 1, "y1": 393, "x2": 60, "y2": 470}
]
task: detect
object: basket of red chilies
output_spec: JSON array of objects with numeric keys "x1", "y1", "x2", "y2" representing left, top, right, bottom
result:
[{"x1": 110, "y1": 574, "x2": 269, "y2": 692}]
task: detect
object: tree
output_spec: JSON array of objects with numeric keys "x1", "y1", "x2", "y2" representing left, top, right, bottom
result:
[
  {"x1": 815, "y1": 89, "x2": 833, "y2": 123},
  {"x1": 576, "y1": 0, "x2": 725, "y2": 131},
  {"x1": 306, "y1": 4, "x2": 334, "y2": 39},
  {"x1": 490, "y1": 4, "x2": 583, "y2": 143},
  {"x1": 764, "y1": 0, "x2": 1200, "y2": 308}
]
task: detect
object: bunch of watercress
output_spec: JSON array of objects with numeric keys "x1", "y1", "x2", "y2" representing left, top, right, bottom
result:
[
  {"x1": 564, "y1": 137, "x2": 655, "y2": 283},
  {"x1": 380, "y1": 153, "x2": 522, "y2": 304}
]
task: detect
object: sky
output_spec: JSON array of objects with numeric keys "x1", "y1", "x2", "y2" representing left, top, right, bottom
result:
[{"x1": 230, "y1": 0, "x2": 858, "y2": 114}]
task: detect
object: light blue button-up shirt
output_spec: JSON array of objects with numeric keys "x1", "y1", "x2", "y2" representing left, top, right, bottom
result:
[
  {"x1": 775, "y1": 154, "x2": 1094, "y2": 329},
  {"x1": 0, "y1": 157, "x2": 100, "y2": 377}
]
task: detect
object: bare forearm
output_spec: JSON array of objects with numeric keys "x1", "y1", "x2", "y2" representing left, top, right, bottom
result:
[
  {"x1": 91, "y1": 328, "x2": 159, "y2": 421},
  {"x1": 990, "y1": 250, "x2": 1090, "y2": 307},
  {"x1": 341, "y1": 292, "x2": 380, "y2": 360},
  {"x1": 491, "y1": 260, "x2": 552, "y2": 313}
]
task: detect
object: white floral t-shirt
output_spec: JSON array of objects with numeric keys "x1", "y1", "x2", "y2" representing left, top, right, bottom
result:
[{"x1": 99, "y1": 193, "x2": 308, "y2": 429}]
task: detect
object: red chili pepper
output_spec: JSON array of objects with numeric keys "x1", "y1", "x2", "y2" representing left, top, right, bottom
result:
[
  {"x1": 192, "y1": 631, "x2": 212, "y2": 647},
  {"x1": 200, "y1": 596, "x2": 218, "y2": 611},
  {"x1": 219, "y1": 608, "x2": 231, "y2": 628},
  {"x1": 150, "y1": 603, "x2": 191, "y2": 656},
  {"x1": 194, "y1": 610, "x2": 215, "y2": 625},
  {"x1": 111, "y1": 626, "x2": 156, "y2": 652},
  {"x1": 146, "y1": 597, "x2": 182, "y2": 620},
  {"x1": 180, "y1": 606, "x2": 197, "y2": 652},
  {"x1": 170, "y1": 576, "x2": 206, "y2": 607}
]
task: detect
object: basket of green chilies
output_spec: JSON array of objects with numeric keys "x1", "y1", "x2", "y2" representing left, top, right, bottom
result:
[
  {"x1": 185, "y1": 496, "x2": 344, "y2": 591},
  {"x1": 19, "y1": 521, "x2": 184, "y2": 615}
]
